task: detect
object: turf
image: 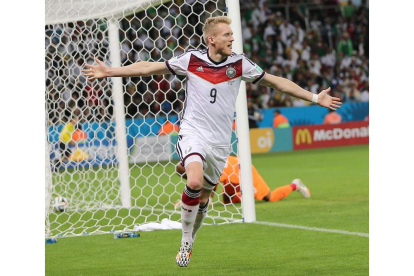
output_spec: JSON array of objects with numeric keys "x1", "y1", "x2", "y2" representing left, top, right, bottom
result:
[{"x1": 46, "y1": 144, "x2": 369, "y2": 276}]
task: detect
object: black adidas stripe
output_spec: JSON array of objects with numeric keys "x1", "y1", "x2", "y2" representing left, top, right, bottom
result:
[{"x1": 184, "y1": 185, "x2": 201, "y2": 198}]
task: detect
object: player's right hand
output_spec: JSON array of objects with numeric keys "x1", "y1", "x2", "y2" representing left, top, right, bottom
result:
[{"x1": 82, "y1": 57, "x2": 108, "y2": 80}]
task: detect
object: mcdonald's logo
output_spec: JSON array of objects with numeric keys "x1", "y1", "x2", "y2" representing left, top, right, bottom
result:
[{"x1": 295, "y1": 129, "x2": 312, "y2": 145}]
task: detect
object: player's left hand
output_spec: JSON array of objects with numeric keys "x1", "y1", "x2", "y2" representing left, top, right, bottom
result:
[{"x1": 317, "y1": 87, "x2": 342, "y2": 110}]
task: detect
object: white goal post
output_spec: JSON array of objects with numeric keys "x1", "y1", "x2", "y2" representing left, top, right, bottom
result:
[{"x1": 45, "y1": 0, "x2": 255, "y2": 238}]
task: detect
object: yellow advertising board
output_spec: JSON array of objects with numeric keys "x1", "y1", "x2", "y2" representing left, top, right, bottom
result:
[{"x1": 249, "y1": 128, "x2": 274, "y2": 153}]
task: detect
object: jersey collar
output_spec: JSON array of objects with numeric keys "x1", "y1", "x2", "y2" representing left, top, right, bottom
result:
[{"x1": 206, "y1": 48, "x2": 228, "y2": 65}]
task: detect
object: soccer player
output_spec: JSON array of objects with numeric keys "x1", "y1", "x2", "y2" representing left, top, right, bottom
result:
[
  {"x1": 82, "y1": 16, "x2": 341, "y2": 267},
  {"x1": 175, "y1": 155, "x2": 310, "y2": 205}
]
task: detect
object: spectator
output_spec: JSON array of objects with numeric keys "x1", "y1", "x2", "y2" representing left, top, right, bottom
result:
[
  {"x1": 274, "y1": 92, "x2": 292, "y2": 107},
  {"x1": 300, "y1": 40, "x2": 311, "y2": 61},
  {"x1": 333, "y1": 84, "x2": 347, "y2": 102},
  {"x1": 269, "y1": 61, "x2": 280, "y2": 76},
  {"x1": 339, "y1": 51, "x2": 352, "y2": 69},
  {"x1": 273, "y1": 110, "x2": 290, "y2": 128},
  {"x1": 292, "y1": 97, "x2": 307, "y2": 107},
  {"x1": 309, "y1": 14, "x2": 322, "y2": 36},
  {"x1": 279, "y1": 19, "x2": 295, "y2": 46},
  {"x1": 335, "y1": 17, "x2": 348, "y2": 40},
  {"x1": 275, "y1": 11, "x2": 283, "y2": 27},
  {"x1": 357, "y1": 35, "x2": 366, "y2": 57},
  {"x1": 53, "y1": 116, "x2": 86, "y2": 171},
  {"x1": 293, "y1": 21, "x2": 305, "y2": 43},
  {"x1": 250, "y1": 2, "x2": 267, "y2": 29},
  {"x1": 308, "y1": 54, "x2": 322, "y2": 76},
  {"x1": 321, "y1": 17, "x2": 335, "y2": 48},
  {"x1": 267, "y1": 97, "x2": 278, "y2": 108},
  {"x1": 320, "y1": 68, "x2": 333, "y2": 88},
  {"x1": 347, "y1": 82, "x2": 361, "y2": 102},
  {"x1": 46, "y1": 2, "x2": 369, "y2": 120},
  {"x1": 341, "y1": 0, "x2": 356, "y2": 18},
  {"x1": 274, "y1": 33, "x2": 286, "y2": 56},
  {"x1": 125, "y1": 84, "x2": 138, "y2": 118},
  {"x1": 247, "y1": 99, "x2": 263, "y2": 129},
  {"x1": 306, "y1": 79, "x2": 320, "y2": 95},
  {"x1": 263, "y1": 17, "x2": 277, "y2": 42},
  {"x1": 324, "y1": 109, "x2": 342, "y2": 125},
  {"x1": 347, "y1": 89, "x2": 359, "y2": 103},
  {"x1": 337, "y1": 32, "x2": 354, "y2": 57},
  {"x1": 360, "y1": 82, "x2": 369, "y2": 102},
  {"x1": 321, "y1": 48, "x2": 337, "y2": 67},
  {"x1": 259, "y1": 86, "x2": 271, "y2": 109}
]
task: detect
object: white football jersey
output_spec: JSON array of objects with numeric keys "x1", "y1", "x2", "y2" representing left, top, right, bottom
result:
[{"x1": 166, "y1": 49, "x2": 265, "y2": 146}]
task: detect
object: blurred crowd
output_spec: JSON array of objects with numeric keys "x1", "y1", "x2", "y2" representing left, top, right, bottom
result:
[
  {"x1": 241, "y1": 0, "x2": 369, "y2": 109},
  {"x1": 45, "y1": 0, "x2": 369, "y2": 125}
]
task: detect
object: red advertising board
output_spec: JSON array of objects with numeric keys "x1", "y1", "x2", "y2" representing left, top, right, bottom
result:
[{"x1": 292, "y1": 121, "x2": 369, "y2": 150}]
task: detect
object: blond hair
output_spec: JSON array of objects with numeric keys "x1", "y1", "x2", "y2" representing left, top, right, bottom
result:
[{"x1": 202, "y1": 16, "x2": 232, "y2": 45}]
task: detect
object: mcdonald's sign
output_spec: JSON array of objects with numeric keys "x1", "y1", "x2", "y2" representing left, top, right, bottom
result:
[
  {"x1": 295, "y1": 128, "x2": 312, "y2": 145},
  {"x1": 292, "y1": 121, "x2": 369, "y2": 150}
]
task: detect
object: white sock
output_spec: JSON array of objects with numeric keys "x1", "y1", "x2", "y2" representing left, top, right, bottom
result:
[
  {"x1": 181, "y1": 202, "x2": 199, "y2": 243},
  {"x1": 192, "y1": 200, "x2": 209, "y2": 242}
]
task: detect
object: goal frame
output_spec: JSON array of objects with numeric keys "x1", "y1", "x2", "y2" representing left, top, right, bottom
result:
[{"x1": 45, "y1": 0, "x2": 255, "y2": 238}]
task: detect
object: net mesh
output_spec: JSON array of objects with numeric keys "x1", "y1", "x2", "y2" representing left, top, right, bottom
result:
[{"x1": 45, "y1": 0, "x2": 244, "y2": 238}]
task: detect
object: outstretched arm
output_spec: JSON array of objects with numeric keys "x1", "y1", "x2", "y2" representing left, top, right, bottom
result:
[
  {"x1": 82, "y1": 57, "x2": 171, "y2": 81},
  {"x1": 258, "y1": 74, "x2": 342, "y2": 110}
]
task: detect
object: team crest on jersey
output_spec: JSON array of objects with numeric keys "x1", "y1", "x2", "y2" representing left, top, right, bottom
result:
[{"x1": 226, "y1": 66, "x2": 236, "y2": 78}]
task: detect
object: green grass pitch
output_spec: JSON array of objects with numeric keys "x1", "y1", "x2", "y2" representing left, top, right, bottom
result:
[{"x1": 46, "y1": 144, "x2": 369, "y2": 276}]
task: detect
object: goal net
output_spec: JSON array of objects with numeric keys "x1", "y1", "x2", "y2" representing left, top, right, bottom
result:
[{"x1": 45, "y1": 0, "x2": 252, "y2": 238}]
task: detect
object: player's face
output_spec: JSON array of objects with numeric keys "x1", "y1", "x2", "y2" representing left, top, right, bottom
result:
[{"x1": 213, "y1": 23, "x2": 234, "y2": 57}]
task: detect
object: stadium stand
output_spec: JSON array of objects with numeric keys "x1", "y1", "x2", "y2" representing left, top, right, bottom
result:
[{"x1": 45, "y1": 0, "x2": 369, "y2": 125}]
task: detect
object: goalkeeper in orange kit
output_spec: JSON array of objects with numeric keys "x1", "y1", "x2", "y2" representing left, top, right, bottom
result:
[{"x1": 176, "y1": 155, "x2": 311, "y2": 204}]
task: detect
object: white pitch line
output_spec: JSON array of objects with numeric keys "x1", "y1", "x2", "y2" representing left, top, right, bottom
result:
[{"x1": 253, "y1": 221, "x2": 369, "y2": 238}]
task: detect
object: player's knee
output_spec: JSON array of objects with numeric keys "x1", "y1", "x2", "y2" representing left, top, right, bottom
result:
[{"x1": 186, "y1": 178, "x2": 203, "y2": 190}]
